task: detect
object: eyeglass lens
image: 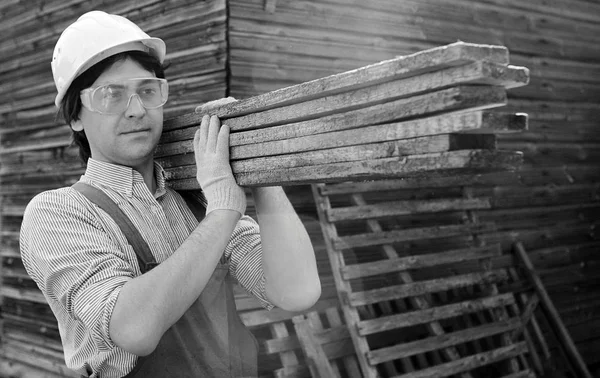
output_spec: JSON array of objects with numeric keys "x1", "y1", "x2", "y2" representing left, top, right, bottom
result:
[{"x1": 92, "y1": 79, "x2": 167, "y2": 113}]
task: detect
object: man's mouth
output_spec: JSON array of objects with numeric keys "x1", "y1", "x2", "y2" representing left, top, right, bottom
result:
[{"x1": 122, "y1": 128, "x2": 151, "y2": 134}]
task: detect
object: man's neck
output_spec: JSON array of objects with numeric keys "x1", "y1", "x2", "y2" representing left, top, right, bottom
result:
[{"x1": 133, "y1": 160, "x2": 157, "y2": 194}]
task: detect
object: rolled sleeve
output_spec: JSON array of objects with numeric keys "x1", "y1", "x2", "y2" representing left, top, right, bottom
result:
[
  {"x1": 225, "y1": 216, "x2": 274, "y2": 310},
  {"x1": 20, "y1": 190, "x2": 135, "y2": 351}
]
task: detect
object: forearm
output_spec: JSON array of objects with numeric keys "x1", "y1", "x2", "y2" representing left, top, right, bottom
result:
[
  {"x1": 109, "y1": 209, "x2": 240, "y2": 356},
  {"x1": 252, "y1": 186, "x2": 321, "y2": 311}
]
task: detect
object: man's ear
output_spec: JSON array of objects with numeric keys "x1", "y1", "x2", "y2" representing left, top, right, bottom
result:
[{"x1": 70, "y1": 119, "x2": 84, "y2": 131}]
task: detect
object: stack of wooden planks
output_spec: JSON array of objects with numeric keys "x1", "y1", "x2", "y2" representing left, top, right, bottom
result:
[{"x1": 156, "y1": 41, "x2": 529, "y2": 189}]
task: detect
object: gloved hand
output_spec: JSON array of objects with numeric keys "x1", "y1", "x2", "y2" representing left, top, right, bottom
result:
[{"x1": 194, "y1": 114, "x2": 246, "y2": 216}]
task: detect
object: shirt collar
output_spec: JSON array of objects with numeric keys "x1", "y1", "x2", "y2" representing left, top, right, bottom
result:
[{"x1": 83, "y1": 158, "x2": 167, "y2": 198}]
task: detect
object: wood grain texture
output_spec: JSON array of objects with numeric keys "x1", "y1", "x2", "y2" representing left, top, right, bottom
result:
[{"x1": 163, "y1": 41, "x2": 511, "y2": 131}]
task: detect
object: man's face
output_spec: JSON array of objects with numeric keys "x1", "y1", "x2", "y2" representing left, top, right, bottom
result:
[{"x1": 78, "y1": 58, "x2": 164, "y2": 168}]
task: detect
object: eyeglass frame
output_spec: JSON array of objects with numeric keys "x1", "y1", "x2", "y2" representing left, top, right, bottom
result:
[{"x1": 79, "y1": 77, "x2": 169, "y2": 115}]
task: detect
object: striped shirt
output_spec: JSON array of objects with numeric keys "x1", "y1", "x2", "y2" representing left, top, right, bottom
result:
[{"x1": 20, "y1": 159, "x2": 272, "y2": 378}]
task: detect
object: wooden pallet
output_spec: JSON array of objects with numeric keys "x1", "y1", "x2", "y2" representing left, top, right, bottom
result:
[
  {"x1": 239, "y1": 299, "x2": 360, "y2": 378},
  {"x1": 311, "y1": 179, "x2": 539, "y2": 378},
  {"x1": 512, "y1": 242, "x2": 593, "y2": 378}
]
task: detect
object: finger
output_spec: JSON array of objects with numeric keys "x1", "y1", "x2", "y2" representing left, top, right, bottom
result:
[
  {"x1": 194, "y1": 96, "x2": 238, "y2": 114},
  {"x1": 216, "y1": 124, "x2": 231, "y2": 159},
  {"x1": 193, "y1": 128, "x2": 202, "y2": 155},
  {"x1": 197, "y1": 115, "x2": 210, "y2": 148},
  {"x1": 206, "y1": 115, "x2": 221, "y2": 152}
]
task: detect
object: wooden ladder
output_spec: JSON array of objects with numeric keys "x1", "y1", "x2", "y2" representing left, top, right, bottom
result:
[{"x1": 311, "y1": 179, "x2": 538, "y2": 378}]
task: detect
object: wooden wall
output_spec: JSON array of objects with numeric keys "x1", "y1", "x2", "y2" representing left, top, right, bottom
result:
[
  {"x1": 0, "y1": 0, "x2": 228, "y2": 376},
  {"x1": 228, "y1": 0, "x2": 600, "y2": 375},
  {"x1": 1, "y1": 0, "x2": 599, "y2": 376}
]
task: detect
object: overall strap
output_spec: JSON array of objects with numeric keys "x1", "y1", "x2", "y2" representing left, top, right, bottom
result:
[{"x1": 72, "y1": 182, "x2": 158, "y2": 273}]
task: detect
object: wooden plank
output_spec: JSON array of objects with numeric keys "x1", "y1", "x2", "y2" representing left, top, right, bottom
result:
[
  {"x1": 341, "y1": 244, "x2": 502, "y2": 280},
  {"x1": 274, "y1": 337, "x2": 357, "y2": 378},
  {"x1": 499, "y1": 370, "x2": 537, "y2": 378},
  {"x1": 228, "y1": 134, "x2": 497, "y2": 173},
  {"x1": 317, "y1": 164, "x2": 600, "y2": 195},
  {"x1": 334, "y1": 221, "x2": 497, "y2": 250},
  {"x1": 327, "y1": 197, "x2": 491, "y2": 222},
  {"x1": 159, "y1": 62, "x2": 526, "y2": 151},
  {"x1": 292, "y1": 315, "x2": 337, "y2": 378},
  {"x1": 323, "y1": 308, "x2": 362, "y2": 378},
  {"x1": 219, "y1": 62, "x2": 524, "y2": 131},
  {"x1": 349, "y1": 270, "x2": 510, "y2": 306},
  {"x1": 367, "y1": 317, "x2": 522, "y2": 364},
  {"x1": 1, "y1": 287, "x2": 47, "y2": 304},
  {"x1": 357, "y1": 293, "x2": 516, "y2": 336},
  {"x1": 2, "y1": 336, "x2": 64, "y2": 362},
  {"x1": 240, "y1": 297, "x2": 339, "y2": 327},
  {"x1": 390, "y1": 342, "x2": 529, "y2": 378},
  {"x1": 0, "y1": 342, "x2": 79, "y2": 378},
  {"x1": 166, "y1": 149, "x2": 523, "y2": 189},
  {"x1": 460, "y1": 112, "x2": 528, "y2": 134},
  {"x1": 511, "y1": 293, "x2": 539, "y2": 340},
  {"x1": 1, "y1": 313, "x2": 59, "y2": 336},
  {"x1": 223, "y1": 109, "x2": 525, "y2": 150},
  {"x1": 163, "y1": 41, "x2": 510, "y2": 131},
  {"x1": 226, "y1": 115, "x2": 500, "y2": 161},
  {"x1": 253, "y1": 150, "x2": 521, "y2": 188},
  {"x1": 264, "y1": 325, "x2": 349, "y2": 354},
  {"x1": 0, "y1": 358, "x2": 70, "y2": 378},
  {"x1": 306, "y1": 312, "x2": 343, "y2": 377},
  {"x1": 514, "y1": 242, "x2": 593, "y2": 378},
  {"x1": 157, "y1": 84, "x2": 508, "y2": 159},
  {"x1": 270, "y1": 322, "x2": 300, "y2": 370}
]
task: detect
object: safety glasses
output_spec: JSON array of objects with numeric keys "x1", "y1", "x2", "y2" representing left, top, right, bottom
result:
[{"x1": 80, "y1": 77, "x2": 168, "y2": 115}]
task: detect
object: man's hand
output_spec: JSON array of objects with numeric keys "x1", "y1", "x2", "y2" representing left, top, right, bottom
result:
[{"x1": 194, "y1": 115, "x2": 246, "y2": 216}]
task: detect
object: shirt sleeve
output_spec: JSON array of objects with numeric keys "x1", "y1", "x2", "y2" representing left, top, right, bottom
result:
[
  {"x1": 20, "y1": 189, "x2": 135, "y2": 351},
  {"x1": 224, "y1": 215, "x2": 274, "y2": 310}
]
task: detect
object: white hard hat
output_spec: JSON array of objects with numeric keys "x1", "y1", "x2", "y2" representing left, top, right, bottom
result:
[{"x1": 51, "y1": 10, "x2": 166, "y2": 107}]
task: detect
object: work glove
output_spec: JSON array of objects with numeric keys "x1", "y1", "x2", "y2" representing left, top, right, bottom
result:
[{"x1": 194, "y1": 114, "x2": 246, "y2": 216}]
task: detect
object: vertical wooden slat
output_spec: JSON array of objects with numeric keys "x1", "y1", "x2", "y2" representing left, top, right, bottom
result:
[
  {"x1": 507, "y1": 267, "x2": 549, "y2": 375},
  {"x1": 324, "y1": 307, "x2": 362, "y2": 378},
  {"x1": 292, "y1": 314, "x2": 337, "y2": 378},
  {"x1": 270, "y1": 321, "x2": 300, "y2": 368}
]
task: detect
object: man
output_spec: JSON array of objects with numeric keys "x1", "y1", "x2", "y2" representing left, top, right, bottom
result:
[{"x1": 20, "y1": 10, "x2": 321, "y2": 378}]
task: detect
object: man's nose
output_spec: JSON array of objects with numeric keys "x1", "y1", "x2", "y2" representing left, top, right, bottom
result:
[{"x1": 124, "y1": 94, "x2": 146, "y2": 118}]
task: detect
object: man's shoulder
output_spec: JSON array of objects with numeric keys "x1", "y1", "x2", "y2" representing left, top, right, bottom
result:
[
  {"x1": 28, "y1": 186, "x2": 80, "y2": 204},
  {"x1": 25, "y1": 186, "x2": 89, "y2": 218}
]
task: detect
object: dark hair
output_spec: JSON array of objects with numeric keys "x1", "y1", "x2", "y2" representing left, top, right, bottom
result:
[{"x1": 58, "y1": 50, "x2": 166, "y2": 164}]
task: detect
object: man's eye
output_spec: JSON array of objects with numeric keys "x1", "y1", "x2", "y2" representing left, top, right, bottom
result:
[
  {"x1": 140, "y1": 85, "x2": 159, "y2": 95},
  {"x1": 101, "y1": 87, "x2": 124, "y2": 98}
]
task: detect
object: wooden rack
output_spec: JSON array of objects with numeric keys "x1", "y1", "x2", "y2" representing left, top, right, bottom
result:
[{"x1": 311, "y1": 179, "x2": 539, "y2": 378}]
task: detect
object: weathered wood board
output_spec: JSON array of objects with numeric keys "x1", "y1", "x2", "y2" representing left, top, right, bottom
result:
[{"x1": 156, "y1": 42, "x2": 529, "y2": 188}]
